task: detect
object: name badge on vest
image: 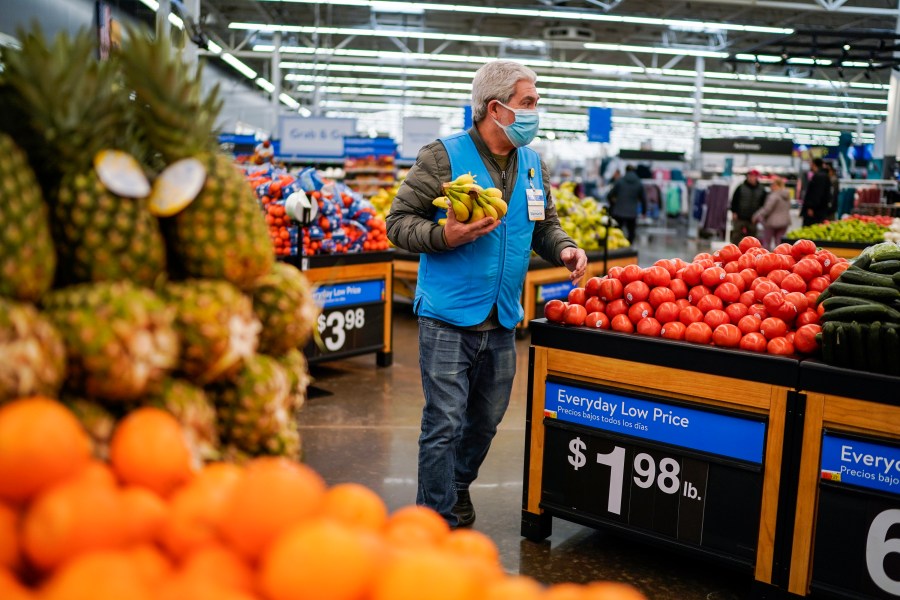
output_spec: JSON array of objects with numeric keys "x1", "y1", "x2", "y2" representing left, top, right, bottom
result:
[{"x1": 526, "y1": 167, "x2": 545, "y2": 221}]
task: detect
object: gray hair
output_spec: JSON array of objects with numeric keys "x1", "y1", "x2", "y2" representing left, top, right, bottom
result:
[{"x1": 471, "y1": 61, "x2": 537, "y2": 123}]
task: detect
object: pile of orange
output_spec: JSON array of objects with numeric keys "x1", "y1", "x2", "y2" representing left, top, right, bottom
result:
[{"x1": 0, "y1": 396, "x2": 647, "y2": 600}]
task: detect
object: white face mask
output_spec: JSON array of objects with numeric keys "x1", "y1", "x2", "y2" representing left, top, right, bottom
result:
[{"x1": 492, "y1": 101, "x2": 540, "y2": 147}]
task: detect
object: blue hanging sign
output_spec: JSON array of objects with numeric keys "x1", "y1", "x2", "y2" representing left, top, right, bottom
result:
[
  {"x1": 588, "y1": 107, "x2": 612, "y2": 143},
  {"x1": 464, "y1": 105, "x2": 473, "y2": 130}
]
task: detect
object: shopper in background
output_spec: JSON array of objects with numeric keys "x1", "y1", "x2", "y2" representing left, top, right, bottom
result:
[
  {"x1": 729, "y1": 169, "x2": 766, "y2": 245},
  {"x1": 752, "y1": 176, "x2": 791, "y2": 250},
  {"x1": 607, "y1": 164, "x2": 645, "y2": 245},
  {"x1": 385, "y1": 60, "x2": 587, "y2": 529},
  {"x1": 802, "y1": 158, "x2": 832, "y2": 226},
  {"x1": 825, "y1": 161, "x2": 840, "y2": 221}
]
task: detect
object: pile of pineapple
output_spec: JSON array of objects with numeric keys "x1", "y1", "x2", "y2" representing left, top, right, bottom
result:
[{"x1": 0, "y1": 26, "x2": 319, "y2": 462}]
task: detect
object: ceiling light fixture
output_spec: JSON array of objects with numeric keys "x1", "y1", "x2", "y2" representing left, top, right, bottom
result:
[
  {"x1": 584, "y1": 43, "x2": 728, "y2": 59},
  {"x1": 230, "y1": 23, "x2": 507, "y2": 43}
]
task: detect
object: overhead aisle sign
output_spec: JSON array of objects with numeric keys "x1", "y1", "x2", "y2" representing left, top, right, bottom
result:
[{"x1": 279, "y1": 117, "x2": 356, "y2": 157}]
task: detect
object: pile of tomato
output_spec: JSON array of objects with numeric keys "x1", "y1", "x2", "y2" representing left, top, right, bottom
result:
[{"x1": 544, "y1": 236, "x2": 852, "y2": 356}]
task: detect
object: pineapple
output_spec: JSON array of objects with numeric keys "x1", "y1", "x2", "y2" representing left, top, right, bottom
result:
[
  {"x1": 209, "y1": 354, "x2": 300, "y2": 459},
  {"x1": 277, "y1": 348, "x2": 311, "y2": 413},
  {"x1": 41, "y1": 281, "x2": 178, "y2": 402},
  {"x1": 62, "y1": 397, "x2": 117, "y2": 459},
  {"x1": 120, "y1": 29, "x2": 273, "y2": 290},
  {"x1": 0, "y1": 28, "x2": 166, "y2": 287},
  {"x1": 251, "y1": 262, "x2": 320, "y2": 355},
  {"x1": 161, "y1": 279, "x2": 261, "y2": 385},
  {"x1": 0, "y1": 132, "x2": 56, "y2": 301},
  {"x1": 0, "y1": 298, "x2": 66, "y2": 403},
  {"x1": 144, "y1": 377, "x2": 219, "y2": 464}
]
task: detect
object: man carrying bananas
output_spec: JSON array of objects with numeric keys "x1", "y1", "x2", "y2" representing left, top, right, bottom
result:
[{"x1": 386, "y1": 60, "x2": 587, "y2": 529}]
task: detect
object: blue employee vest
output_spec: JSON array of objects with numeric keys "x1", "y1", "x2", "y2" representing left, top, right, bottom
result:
[{"x1": 414, "y1": 131, "x2": 544, "y2": 329}]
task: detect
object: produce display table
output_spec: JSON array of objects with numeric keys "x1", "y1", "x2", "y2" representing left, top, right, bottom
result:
[
  {"x1": 523, "y1": 320, "x2": 798, "y2": 591},
  {"x1": 391, "y1": 248, "x2": 638, "y2": 334},
  {"x1": 789, "y1": 362, "x2": 900, "y2": 599},
  {"x1": 281, "y1": 251, "x2": 393, "y2": 367}
]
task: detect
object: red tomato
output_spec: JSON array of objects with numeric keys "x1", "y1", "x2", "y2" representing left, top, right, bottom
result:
[
  {"x1": 815, "y1": 250, "x2": 838, "y2": 270},
  {"x1": 805, "y1": 290, "x2": 821, "y2": 306},
  {"x1": 679, "y1": 305, "x2": 704, "y2": 325},
  {"x1": 544, "y1": 299, "x2": 567, "y2": 323},
  {"x1": 737, "y1": 254, "x2": 757, "y2": 271},
  {"x1": 746, "y1": 246, "x2": 768, "y2": 258},
  {"x1": 817, "y1": 303, "x2": 826, "y2": 317},
  {"x1": 655, "y1": 301, "x2": 681, "y2": 324},
  {"x1": 713, "y1": 323, "x2": 742, "y2": 348},
  {"x1": 681, "y1": 263, "x2": 704, "y2": 286},
  {"x1": 703, "y1": 309, "x2": 730, "y2": 330},
  {"x1": 739, "y1": 290, "x2": 756, "y2": 306},
  {"x1": 767, "y1": 336, "x2": 795, "y2": 355},
  {"x1": 754, "y1": 280, "x2": 781, "y2": 302},
  {"x1": 723, "y1": 261, "x2": 740, "y2": 274},
  {"x1": 648, "y1": 286, "x2": 676, "y2": 308},
  {"x1": 794, "y1": 323, "x2": 822, "y2": 354},
  {"x1": 760, "y1": 317, "x2": 788, "y2": 340},
  {"x1": 620, "y1": 264, "x2": 644, "y2": 284},
  {"x1": 624, "y1": 280, "x2": 651, "y2": 305},
  {"x1": 584, "y1": 276, "x2": 604, "y2": 298},
  {"x1": 724, "y1": 273, "x2": 746, "y2": 293},
  {"x1": 780, "y1": 254, "x2": 797, "y2": 270},
  {"x1": 688, "y1": 285, "x2": 712, "y2": 305},
  {"x1": 654, "y1": 259, "x2": 678, "y2": 276},
  {"x1": 701, "y1": 266, "x2": 727, "y2": 288},
  {"x1": 755, "y1": 253, "x2": 783, "y2": 276},
  {"x1": 584, "y1": 296, "x2": 606, "y2": 315},
  {"x1": 607, "y1": 266, "x2": 625, "y2": 280},
  {"x1": 606, "y1": 299, "x2": 629, "y2": 318},
  {"x1": 695, "y1": 258, "x2": 715, "y2": 270},
  {"x1": 791, "y1": 239, "x2": 817, "y2": 260},
  {"x1": 715, "y1": 244, "x2": 742, "y2": 263},
  {"x1": 684, "y1": 322, "x2": 713, "y2": 345},
  {"x1": 676, "y1": 298, "x2": 692, "y2": 310},
  {"x1": 780, "y1": 273, "x2": 807, "y2": 294},
  {"x1": 585, "y1": 311, "x2": 611, "y2": 329},
  {"x1": 669, "y1": 278, "x2": 689, "y2": 300},
  {"x1": 774, "y1": 242, "x2": 793, "y2": 255},
  {"x1": 795, "y1": 309, "x2": 820, "y2": 327},
  {"x1": 611, "y1": 313, "x2": 634, "y2": 333},
  {"x1": 636, "y1": 317, "x2": 662, "y2": 337},
  {"x1": 628, "y1": 301, "x2": 654, "y2": 324},
  {"x1": 786, "y1": 331, "x2": 796, "y2": 345},
  {"x1": 784, "y1": 291, "x2": 809, "y2": 314},
  {"x1": 714, "y1": 281, "x2": 741, "y2": 304},
  {"x1": 808, "y1": 276, "x2": 831, "y2": 292},
  {"x1": 564, "y1": 303, "x2": 587, "y2": 326},
  {"x1": 793, "y1": 258, "x2": 824, "y2": 282},
  {"x1": 738, "y1": 314, "x2": 762, "y2": 334},
  {"x1": 696, "y1": 294, "x2": 724, "y2": 314},
  {"x1": 772, "y1": 300, "x2": 799, "y2": 324},
  {"x1": 642, "y1": 266, "x2": 671, "y2": 288},
  {"x1": 829, "y1": 262, "x2": 850, "y2": 281},
  {"x1": 762, "y1": 290, "x2": 787, "y2": 313},
  {"x1": 749, "y1": 303, "x2": 769, "y2": 321},
  {"x1": 740, "y1": 332, "x2": 768, "y2": 353},
  {"x1": 750, "y1": 276, "x2": 771, "y2": 292},
  {"x1": 672, "y1": 258, "x2": 689, "y2": 271},
  {"x1": 568, "y1": 287, "x2": 587, "y2": 306},
  {"x1": 738, "y1": 236, "x2": 762, "y2": 253},
  {"x1": 694, "y1": 252, "x2": 714, "y2": 263},
  {"x1": 767, "y1": 269, "x2": 790, "y2": 286},
  {"x1": 725, "y1": 302, "x2": 749, "y2": 324},
  {"x1": 660, "y1": 321, "x2": 687, "y2": 340},
  {"x1": 599, "y1": 278, "x2": 624, "y2": 302}
]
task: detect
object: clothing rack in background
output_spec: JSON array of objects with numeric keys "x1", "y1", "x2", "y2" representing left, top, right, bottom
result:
[
  {"x1": 838, "y1": 179, "x2": 900, "y2": 218},
  {"x1": 690, "y1": 178, "x2": 732, "y2": 240}
]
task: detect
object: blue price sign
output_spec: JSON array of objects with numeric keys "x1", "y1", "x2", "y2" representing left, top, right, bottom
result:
[
  {"x1": 544, "y1": 381, "x2": 766, "y2": 464},
  {"x1": 537, "y1": 281, "x2": 576, "y2": 303},
  {"x1": 821, "y1": 433, "x2": 900, "y2": 496},
  {"x1": 313, "y1": 280, "x2": 385, "y2": 309}
]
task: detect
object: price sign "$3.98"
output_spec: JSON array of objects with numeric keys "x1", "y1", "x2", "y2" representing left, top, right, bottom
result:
[{"x1": 317, "y1": 308, "x2": 366, "y2": 352}]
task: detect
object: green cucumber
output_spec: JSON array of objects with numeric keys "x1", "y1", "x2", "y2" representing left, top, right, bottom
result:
[
  {"x1": 893, "y1": 271, "x2": 900, "y2": 287},
  {"x1": 868, "y1": 260, "x2": 900, "y2": 275},
  {"x1": 853, "y1": 253, "x2": 873, "y2": 271},
  {"x1": 868, "y1": 321, "x2": 885, "y2": 374},
  {"x1": 870, "y1": 242, "x2": 900, "y2": 263},
  {"x1": 848, "y1": 322, "x2": 867, "y2": 371},
  {"x1": 815, "y1": 287, "x2": 832, "y2": 306},
  {"x1": 821, "y1": 321, "x2": 837, "y2": 365},
  {"x1": 833, "y1": 323, "x2": 849, "y2": 368},
  {"x1": 820, "y1": 304, "x2": 900, "y2": 324},
  {"x1": 883, "y1": 325, "x2": 900, "y2": 376},
  {"x1": 825, "y1": 281, "x2": 900, "y2": 303},
  {"x1": 838, "y1": 268, "x2": 896, "y2": 288},
  {"x1": 821, "y1": 296, "x2": 888, "y2": 310}
]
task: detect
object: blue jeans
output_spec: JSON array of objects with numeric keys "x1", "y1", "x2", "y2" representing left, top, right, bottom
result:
[{"x1": 416, "y1": 317, "x2": 517, "y2": 525}]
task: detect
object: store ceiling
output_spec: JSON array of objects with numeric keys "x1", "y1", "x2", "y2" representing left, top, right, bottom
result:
[{"x1": 141, "y1": 0, "x2": 900, "y2": 149}]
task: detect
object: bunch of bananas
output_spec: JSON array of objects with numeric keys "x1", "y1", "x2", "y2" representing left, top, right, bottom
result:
[{"x1": 432, "y1": 173, "x2": 508, "y2": 225}]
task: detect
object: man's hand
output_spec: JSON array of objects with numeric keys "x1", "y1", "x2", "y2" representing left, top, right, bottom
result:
[
  {"x1": 442, "y1": 205, "x2": 501, "y2": 248},
  {"x1": 560, "y1": 247, "x2": 588, "y2": 282},
  {"x1": 806, "y1": 208, "x2": 814, "y2": 217}
]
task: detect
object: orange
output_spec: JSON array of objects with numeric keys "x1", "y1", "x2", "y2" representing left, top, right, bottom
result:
[
  {"x1": 0, "y1": 568, "x2": 33, "y2": 600},
  {"x1": 126, "y1": 543, "x2": 173, "y2": 590},
  {"x1": 441, "y1": 529, "x2": 503, "y2": 582},
  {"x1": 40, "y1": 550, "x2": 153, "y2": 600},
  {"x1": 544, "y1": 583, "x2": 587, "y2": 600},
  {"x1": 383, "y1": 505, "x2": 450, "y2": 549},
  {"x1": 157, "y1": 573, "x2": 259, "y2": 600},
  {"x1": 321, "y1": 482, "x2": 388, "y2": 531},
  {"x1": 0, "y1": 397, "x2": 92, "y2": 504},
  {"x1": 370, "y1": 549, "x2": 478, "y2": 600},
  {"x1": 109, "y1": 408, "x2": 194, "y2": 497},
  {"x1": 218, "y1": 457, "x2": 326, "y2": 561},
  {"x1": 64, "y1": 460, "x2": 118, "y2": 488},
  {"x1": 180, "y1": 544, "x2": 254, "y2": 593},
  {"x1": 259, "y1": 519, "x2": 378, "y2": 600},
  {"x1": 120, "y1": 486, "x2": 168, "y2": 545},
  {"x1": 0, "y1": 503, "x2": 21, "y2": 571},
  {"x1": 21, "y1": 478, "x2": 124, "y2": 570},
  {"x1": 584, "y1": 582, "x2": 648, "y2": 600},
  {"x1": 482, "y1": 575, "x2": 545, "y2": 600}
]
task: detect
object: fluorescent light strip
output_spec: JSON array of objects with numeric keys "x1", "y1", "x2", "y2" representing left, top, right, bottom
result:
[
  {"x1": 256, "y1": 78, "x2": 276, "y2": 92},
  {"x1": 230, "y1": 23, "x2": 506, "y2": 43},
  {"x1": 735, "y1": 53, "x2": 833, "y2": 66},
  {"x1": 279, "y1": 93, "x2": 300, "y2": 109},
  {"x1": 585, "y1": 43, "x2": 728, "y2": 59},
  {"x1": 137, "y1": 0, "x2": 184, "y2": 28},
  {"x1": 220, "y1": 53, "x2": 258, "y2": 79},
  {"x1": 702, "y1": 87, "x2": 886, "y2": 105},
  {"x1": 252, "y1": 0, "x2": 793, "y2": 34}
]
